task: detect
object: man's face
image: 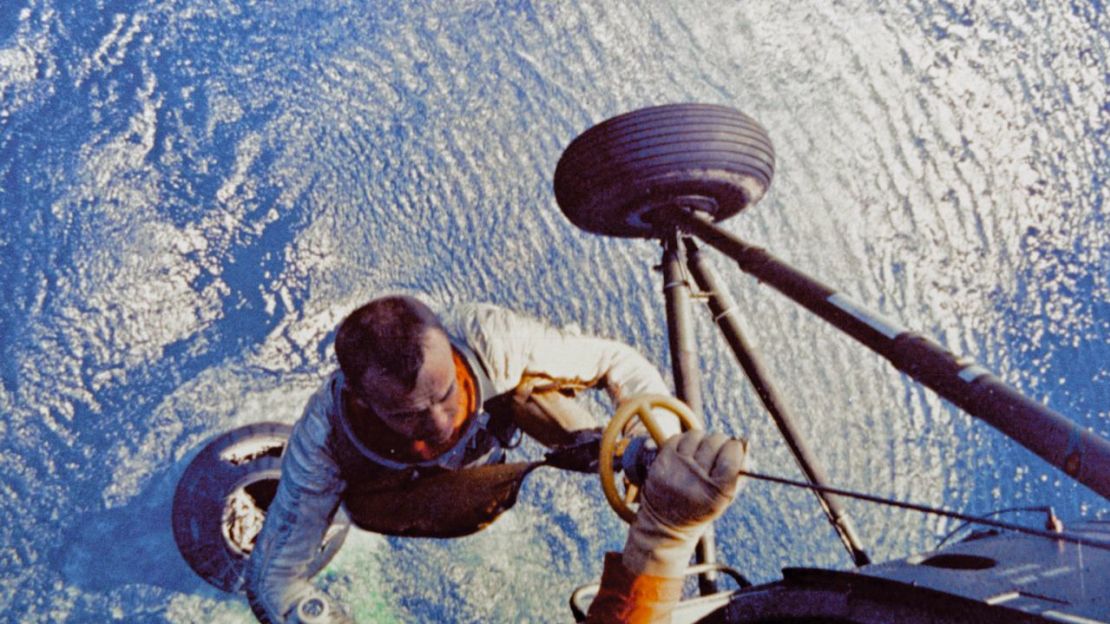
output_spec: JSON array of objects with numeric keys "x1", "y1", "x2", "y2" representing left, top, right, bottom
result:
[{"x1": 352, "y1": 328, "x2": 460, "y2": 444}]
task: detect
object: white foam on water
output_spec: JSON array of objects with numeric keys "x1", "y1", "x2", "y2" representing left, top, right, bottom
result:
[{"x1": 0, "y1": 0, "x2": 1106, "y2": 621}]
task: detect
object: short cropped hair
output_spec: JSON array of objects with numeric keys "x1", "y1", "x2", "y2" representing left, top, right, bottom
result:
[{"x1": 335, "y1": 295, "x2": 446, "y2": 391}]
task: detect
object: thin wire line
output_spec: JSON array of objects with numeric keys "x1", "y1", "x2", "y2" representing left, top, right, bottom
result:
[
  {"x1": 934, "y1": 506, "x2": 1054, "y2": 550},
  {"x1": 740, "y1": 469, "x2": 1110, "y2": 551}
]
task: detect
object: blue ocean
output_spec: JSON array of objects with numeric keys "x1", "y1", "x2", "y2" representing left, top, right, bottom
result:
[{"x1": 1, "y1": 1, "x2": 1107, "y2": 622}]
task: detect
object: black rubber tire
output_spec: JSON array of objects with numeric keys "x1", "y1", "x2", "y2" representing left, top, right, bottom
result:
[
  {"x1": 172, "y1": 422, "x2": 351, "y2": 593},
  {"x1": 553, "y1": 103, "x2": 775, "y2": 238}
]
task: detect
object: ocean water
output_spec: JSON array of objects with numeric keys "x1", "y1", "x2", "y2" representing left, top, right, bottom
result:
[{"x1": 1, "y1": 1, "x2": 1107, "y2": 622}]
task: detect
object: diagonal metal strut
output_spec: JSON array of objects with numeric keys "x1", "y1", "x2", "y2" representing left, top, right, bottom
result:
[
  {"x1": 657, "y1": 208, "x2": 1110, "y2": 505},
  {"x1": 681, "y1": 236, "x2": 871, "y2": 566}
]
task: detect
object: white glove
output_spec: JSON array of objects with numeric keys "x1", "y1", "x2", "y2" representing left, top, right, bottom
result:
[{"x1": 622, "y1": 430, "x2": 747, "y2": 577}]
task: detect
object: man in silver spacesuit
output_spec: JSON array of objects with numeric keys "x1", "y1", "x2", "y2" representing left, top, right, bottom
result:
[{"x1": 245, "y1": 295, "x2": 688, "y2": 623}]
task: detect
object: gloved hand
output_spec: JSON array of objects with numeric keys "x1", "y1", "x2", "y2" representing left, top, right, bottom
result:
[
  {"x1": 286, "y1": 588, "x2": 354, "y2": 624},
  {"x1": 622, "y1": 430, "x2": 747, "y2": 578}
]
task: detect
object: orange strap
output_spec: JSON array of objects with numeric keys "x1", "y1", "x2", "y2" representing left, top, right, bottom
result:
[{"x1": 584, "y1": 553, "x2": 684, "y2": 623}]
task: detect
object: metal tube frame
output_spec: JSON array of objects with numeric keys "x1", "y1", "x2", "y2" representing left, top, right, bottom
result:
[
  {"x1": 660, "y1": 233, "x2": 719, "y2": 594},
  {"x1": 683, "y1": 237, "x2": 871, "y2": 566},
  {"x1": 654, "y1": 208, "x2": 1110, "y2": 504}
]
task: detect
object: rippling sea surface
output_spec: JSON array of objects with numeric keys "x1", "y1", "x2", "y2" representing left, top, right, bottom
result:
[{"x1": 1, "y1": 1, "x2": 1107, "y2": 622}]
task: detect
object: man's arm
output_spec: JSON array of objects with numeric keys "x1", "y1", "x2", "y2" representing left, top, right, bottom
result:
[
  {"x1": 585, "y1": 430, "x2": 747, "y2": 623},
  {"x1": 445, "y1": 303, "x2": 681, "y2": 435},
  {"x1": 245, "y1": 383, "x2": 352, "y2": 624}
]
